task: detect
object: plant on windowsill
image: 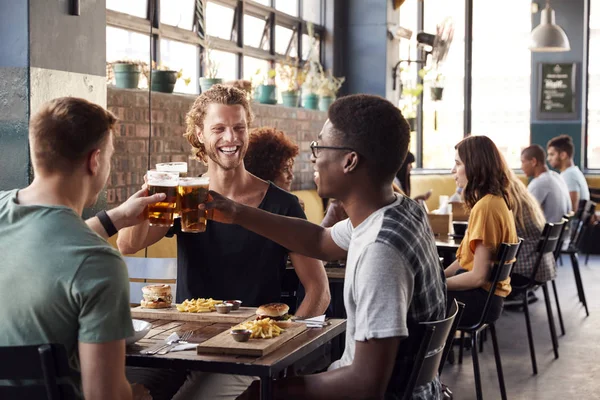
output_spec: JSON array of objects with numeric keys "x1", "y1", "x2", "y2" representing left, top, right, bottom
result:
[
  {"x1": 420, "y1": 67, "x2": 445, "y2": 101},
  {"x1": 277, "y1": 59, "x2": 306, "y2": 108},
  {"x1": 199, "y1": 37, "x2": 222, "y2": 93},
  {"x1": 253, "y1": 68, "x2": 278, "y2": 105},
  {"x1": 106, "y1": 59, "x2": 149, "y2": 89},
  {"x1": 316, "y1": 64, "x2": 345, "y2": 111},
  {"x1": 301, "y1": 22, "x2": 321, "y2": 110},
  {"x1": 149, "y1": 62, "x2": 191, "y2": 94},
  {"x1": 399, "y1": 83, "x2": 423, "y2": 131}
]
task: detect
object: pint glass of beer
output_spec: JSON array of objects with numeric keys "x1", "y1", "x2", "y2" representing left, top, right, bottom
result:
[
  {"x1": 156, "y1": 162, "x2": 188, "y2": 177},
  {"x1": 147, "y1": 170, "x2": 179, "y2": 227},
  {"x1": 177, "y1": 177, "x2": 210, "y2": 233}
]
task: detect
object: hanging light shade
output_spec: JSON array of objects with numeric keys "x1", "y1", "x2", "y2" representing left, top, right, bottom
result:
[{"x1": 529, "y1": 1, "x2": 571, "y2": 52}]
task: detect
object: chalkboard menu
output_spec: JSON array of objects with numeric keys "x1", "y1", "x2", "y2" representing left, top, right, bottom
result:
[{"x1": 538, "y1": 63, "x2": 577, "y2": 120}]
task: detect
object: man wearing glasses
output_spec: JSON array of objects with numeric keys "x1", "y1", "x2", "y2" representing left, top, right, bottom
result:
[{"x1": 205, "y1": 94, "x2": 447, "y2": 399}]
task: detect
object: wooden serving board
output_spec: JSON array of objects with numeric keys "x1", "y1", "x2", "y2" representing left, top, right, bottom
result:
[
  {"x1": 131, "y1": 305, "x2": 257, "y2": 324},
  {"x1": 196, "y1": 323, "x2": 308, "y2": 357}
]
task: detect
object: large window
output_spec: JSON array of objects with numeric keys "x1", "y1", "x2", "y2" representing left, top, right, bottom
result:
[
  {"x1": 588, "y1": 2, "x2": 600, "y2": 168},
  {"x1": 471, "y1": 0, "x2": 531, "y2": 168},
  {"x1": 107, "y1": 0, "x2": 325, "y2": 98}
]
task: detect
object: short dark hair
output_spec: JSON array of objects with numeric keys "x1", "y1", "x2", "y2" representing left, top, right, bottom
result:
[
  {"x1": 327, "y1": 94, "x2": 410, "y2": 181},
  {"x1": 521, "y1": 144, "x2": 546, "y2": 164},
  {"x1": 244, "y1": 126, "x2": 299, "y2": 182},
  {"x1": 547, "y1": 134, "x2": 574, "y2": 158},
  {"x1": 29, "y1": 97, "x2": 116, "y2": 174}
]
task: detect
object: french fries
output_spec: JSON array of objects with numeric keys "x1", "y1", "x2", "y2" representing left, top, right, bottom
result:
[
  {"x1": 176, "y1": 298, "x2": 223, "y2": 313},
  {"x1": 232, "y1": 318, "x2": 284, "y2": 339}
]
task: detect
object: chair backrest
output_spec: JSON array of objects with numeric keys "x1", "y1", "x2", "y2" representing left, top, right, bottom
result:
[
  {"x1": 523, "y1": 219, "x2": 567, "y2": 284},
  {"x1": 570, "y1": 200, "x2": 597, "y2": 250},
  {"x1": 589, "y1": 187, "x2": 600, "y2": 204},
  {"x1": 439, "y1": 300, "x2": 465, "y2": 376},
  {"x1": 124, "y1": 257, "x2": 177, "y2": 305},
  {"x1": 0, "y1": 344, "x2": 78, "y2": 399},
  {"x1": 468, "y1": 241, "x2": 522, "y2": 330},
  {"x1": 401, "y1": 299, "x2": 461, "y2": 399}
]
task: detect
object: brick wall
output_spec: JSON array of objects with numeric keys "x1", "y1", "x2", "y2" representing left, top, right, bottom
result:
[{"x1": 106, "y1": 87, "x2": 326, "y2": 209}]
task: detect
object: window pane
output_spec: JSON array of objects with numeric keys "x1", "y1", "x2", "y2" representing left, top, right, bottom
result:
[
  {"x1": 243, "y1": 56, "x2": 270, "y2": 83},
  {"x1": 275, "y1": 25, "x2": 295, "y2": 56},
  {"x1": 206, "y1": 1, "x2": 234, "y2": 40},
  {"x1": 302, "y1": 33, "x2": 320, "y2": 60},
  {"x1": 244, "y1": 14, "x2": 266, "y2": 48},
  {"x1": 211, "y1": 50, "x2": 238, "y2": 81},
  {"x1": 275, "y1": 0, "x2": 298, "y2": 16},
  {"x1": 159, "y1": 39, "x2": 198, "y2": 94},
  {"x1": 160, "y1": 0, "x2": 195, "y2": 30},
  {"x1": 589, "y1": 3, "x2": 600, "y2": 167},
  {"x1": 302, "y1": 0, "x2": 321, "y2": 25},
  {"x1": 420, "y1": 0, "x2": 465, "y2": 169},
  {"x1": 107, "y1": 26, "x2": 150, "y2": 63},
  {"x1": 251, "y1": 0, "x2": 271, "y2": 6},
  {"x1": 471, "y1": 0, "x2": 531, "y2": 168},
  {"x1": 106, "y1": 0, "x2": 147, "y2": 18}
]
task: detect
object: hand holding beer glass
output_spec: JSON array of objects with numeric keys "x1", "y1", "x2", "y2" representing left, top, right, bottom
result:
[
  {"x1": 178, "y1": 177, "x2": 210, "y2": 233},
  {"x1": 146, "y1": 170, "x2": 179, "y2": 227}
]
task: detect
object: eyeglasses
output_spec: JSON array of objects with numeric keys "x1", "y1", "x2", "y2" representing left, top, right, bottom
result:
[{"x1": 310, "y1": 141, "x2": 355, "y2": 158}]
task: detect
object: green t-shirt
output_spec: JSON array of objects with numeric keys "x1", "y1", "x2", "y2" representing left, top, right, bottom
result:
[{"x1": 0, "y1": 189, "x2": 134, "y2": 394}]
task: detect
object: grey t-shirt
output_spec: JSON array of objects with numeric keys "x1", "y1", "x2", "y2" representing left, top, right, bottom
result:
[
  {"x1": 561, "y1": 165, "x2": 590, "y2": 202},
  {"x1": 528, "y1": 171, "x2": 572, "y2": 223},
  {"x1": 330, "y1": 195, "x2": 446, "y2": 399},
  {"x1": 0, "y1": 190, "x2": 133, "y2": 396}
]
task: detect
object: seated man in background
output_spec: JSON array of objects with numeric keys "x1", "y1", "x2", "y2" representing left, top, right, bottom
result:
[
  {"x1": 547, "y1": 135, "x2": 589, "y2": 212},
  {"x1": 0, "y1": 97, "x2": 154, "y2": 400},
  {"x1": 206, "y1": 94, "x2": 447, "y2": 399},
  {"x1": 521, "y1": 144, "x2": 571, "y2": 222}
]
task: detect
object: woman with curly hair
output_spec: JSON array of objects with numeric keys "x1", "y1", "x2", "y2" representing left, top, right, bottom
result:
[{"x1": 244, "y1": 126, "x2": 299, "y2": 192}]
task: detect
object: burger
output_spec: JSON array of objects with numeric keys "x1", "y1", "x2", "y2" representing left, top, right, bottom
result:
[
  {"x1": 256, "y1": 303, "x2": 293, "y2": 328},
  {"x1": 141, "y1": 284, "x2": 172, "y2": 309}
]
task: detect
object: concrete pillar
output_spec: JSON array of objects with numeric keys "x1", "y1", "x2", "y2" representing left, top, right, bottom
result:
[{"x1": 0, "y1": 0, "x2": 108, "y2": 217}]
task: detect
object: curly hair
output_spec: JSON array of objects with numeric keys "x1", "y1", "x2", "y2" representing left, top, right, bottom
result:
[
  {"x1": 327, "y1": 94, "x2": 410, "y2": 182},
  {"x1": 244, "y1": 126, "x2": 299, "y2": 182},
  {"x1": 456, "y1": 135, "x2": 514, "y2": 211},
  {"x1": 184, "y1": 84, "x2": 254, "y2": 164}
]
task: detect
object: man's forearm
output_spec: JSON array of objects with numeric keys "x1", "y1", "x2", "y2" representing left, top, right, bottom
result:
[
  {"x1": 295, "y1": 285, "x2": 330, "y2": 318},
  {"x1": 117, "y1": 221, "x2": 150, "y2": 254},
  {"x1": 234, "y1": 205, "x2": 336, "y2": 261}
]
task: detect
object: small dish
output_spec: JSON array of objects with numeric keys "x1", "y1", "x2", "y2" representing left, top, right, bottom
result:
[
  {"x1": 230, "y1": 329, "x2": 252, "y2": 342},
  {"x1": 215, "y1": 303, "x2": 233, "y2": 314},
  {"x1": 225, "y1": 300, "x2": 242, "y2": 310},
  {"x1": 126, "y1": 319, "x2": 152, "y2": 345}
]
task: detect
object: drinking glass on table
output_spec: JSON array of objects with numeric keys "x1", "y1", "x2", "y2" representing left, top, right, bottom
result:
[
  {"x1": 177, "y1": 177, "x2": 210, "y2": 233},
  {"x1": 146, "y1": 170, "x2": 179, "y2": 227}
]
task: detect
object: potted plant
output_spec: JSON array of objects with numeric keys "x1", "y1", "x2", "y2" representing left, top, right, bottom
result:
[
  {"x1": 150, "y1": 62, "x2": 191, "y2": 93},
  {"x1": 400, "y1": 84, "x2": 423, "y2": 131},
  {"x1": 301, "y1": 22, "x2": 321, "y2": 110},
  {"x1": 420, "y1": 68, "x2": 445, "y2": 101},
  {"x1": 106, "y1": 59, "x2": 148, "y2": 89},
  {"x1": 199, "y1": 39, "x2": 222, "y2": 93},
  {"x1": 277, "y1": 59, "x2": 305, "y2": 107},
  {"x1": 316, "y1": 65, "x2": 345, "y2": 111},
  {"x1": 254, "y1": 68, "x2": 278, "y2": 105}
]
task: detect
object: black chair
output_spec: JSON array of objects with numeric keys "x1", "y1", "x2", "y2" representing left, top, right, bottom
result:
[
  {"x1": 0, "y1": 343, "x2": 78, "y2": 400},
  {"x1": 457, "y1": 241, "x2": 522, "y2": 400},
  {"x1": 510, "y1": 220, "x2": 566, "y2": 375},
  {"x1": 583, "y1": 188, "x2": 600, "y2": 265},
  {"x1": 560, "y1": 200, "x2": 596, "y2": 317},
  {"x1": 401, "y1": 299, "x2": 462, "y2": 400}
]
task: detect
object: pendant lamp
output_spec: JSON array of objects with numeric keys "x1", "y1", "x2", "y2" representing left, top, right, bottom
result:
[{"x1": 529, "y1": 0, "x2": 570, "y2": 52}]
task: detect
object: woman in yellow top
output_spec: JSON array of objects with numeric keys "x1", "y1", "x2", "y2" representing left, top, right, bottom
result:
[{"x1": 445, "y1": 135, "x2": 519, "y2": 326}]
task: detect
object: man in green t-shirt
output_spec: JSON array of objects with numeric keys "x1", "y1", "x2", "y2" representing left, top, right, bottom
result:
[{"x1": 0, "y1": 97, "x2": 162, "y2": 400}]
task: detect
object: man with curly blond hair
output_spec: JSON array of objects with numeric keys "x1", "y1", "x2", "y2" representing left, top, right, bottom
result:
[{"x1": 118, "y1": 85, "x2": 330, "y2": 399}]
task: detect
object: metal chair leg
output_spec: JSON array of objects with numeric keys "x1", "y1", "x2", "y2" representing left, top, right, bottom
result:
[
  {"x1": 551, "y1": 279, "x2": 566, "y2": 336},
  {"x1": 458, "y1": 330, "x2": 465, "y2": 364},
  {"x1": 570, "y1": 253, "x2": 589, "y2": 316},
  {"x1": 471, "y1": 332, "x2": 483, "y2": 400},
  {"x1": 489, "y1": 324, "x2": 507, "y2": 400},
  {"x1": 542, "y1": 283, "x2": 560, "y2": 358},
  {"x1": 479, "y1": 327, "x2": 485, "y2": 353},
  {"x1": 523, "y1": 290, "x2": 538, "y2": 375},
  {"x1": 585, "y1": 252, "x2": 590, "y2": 266}
]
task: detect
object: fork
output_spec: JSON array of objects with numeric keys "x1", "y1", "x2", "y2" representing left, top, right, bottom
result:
[{"x1": 156, "y1": 330, "x2": 194, "y2": 355}]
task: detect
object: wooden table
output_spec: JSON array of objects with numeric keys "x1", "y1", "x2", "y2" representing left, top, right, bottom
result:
[
  {"x1": 325, "y1": 267, "x2": 345, "y2": 282},
  {"x1": 435, "y1": 234, "x2": 462, "y2": 251},
  {"x1": 126, "y1": 318, "x2": 346, "y2": 399}
]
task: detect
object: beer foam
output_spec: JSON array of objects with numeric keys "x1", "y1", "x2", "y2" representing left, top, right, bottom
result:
[
  {"x1": 147, "y1": 171, "x2": 179, "y2": 186},
  {"x1": 178, "y1": 177, "x2": 210, "y2": 187},
  {"x1": 156, "y1": 162, "x2": 188, "y2": 173}
]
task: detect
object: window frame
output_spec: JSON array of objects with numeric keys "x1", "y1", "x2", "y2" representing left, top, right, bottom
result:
[{"x1": 106, "y1": 0, "x2": 326, "y2": 87}]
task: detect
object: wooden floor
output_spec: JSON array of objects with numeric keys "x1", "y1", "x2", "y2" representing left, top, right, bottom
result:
[{"x1": 442, "y1": 254, "x2": 600, "y2": 399}]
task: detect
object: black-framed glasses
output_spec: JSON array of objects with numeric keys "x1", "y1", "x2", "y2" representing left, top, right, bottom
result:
[{"x1": 310, "y1": 141, "x2": 355, "y2": 158}]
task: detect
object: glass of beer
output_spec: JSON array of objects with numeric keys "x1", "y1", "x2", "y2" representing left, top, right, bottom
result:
[
  {"x1": 156, "y1": 162, "x2": 188, "y2": 177},
  {"x1": 147, "y1": 170, "x2": 179, "y2": 227},
  {"x1": 177, "y1": 177, "x2": 210, "y2": 233}
]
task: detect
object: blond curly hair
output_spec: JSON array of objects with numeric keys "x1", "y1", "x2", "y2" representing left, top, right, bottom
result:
[{"x1": 184, "y1": 84, "x2": 254, "y2": 164}]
